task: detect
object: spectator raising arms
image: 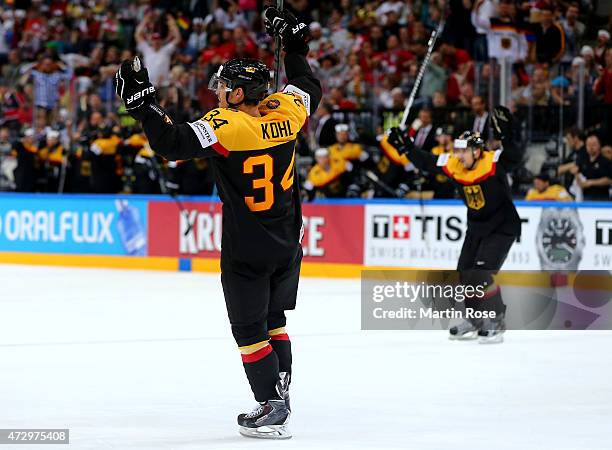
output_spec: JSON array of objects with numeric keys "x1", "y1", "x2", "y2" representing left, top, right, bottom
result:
[{"x1": 135, "y1": 12, "x2": 181, "y2": 87}]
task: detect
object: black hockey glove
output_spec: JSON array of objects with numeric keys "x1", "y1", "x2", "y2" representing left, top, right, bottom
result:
[
  {"x1": 387, "y1": 127, "x2": 414, "y2": 155},
  {"x1": 114, "y1": 57, "x2": 156, "y2": 115},
  {"x1": 263, "y1": 7, "x2": 310, "y2": 55},
  {"x1": 491, "y1": 105, "x2": 513, "y2": 141}
]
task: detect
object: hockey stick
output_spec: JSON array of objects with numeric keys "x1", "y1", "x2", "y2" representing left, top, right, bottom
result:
[
  {"x1": 364, "y1": 170, "x2": 399, "y2": 198},
  {"x1": 396, "y1": 16, "x2": 445, "y2": 251},
  {"x1": 273, "y1": 0, "x2": 284, "y2": 92},
  {"x1": 399, "y1": 19, "x2": 445, "y2": 129},
  {"x1": 57, "y1": 150, "x2": 68, "y2": 193},
  {"x1": 151, "y1": 157, "x2": 194, "y2": 236}
]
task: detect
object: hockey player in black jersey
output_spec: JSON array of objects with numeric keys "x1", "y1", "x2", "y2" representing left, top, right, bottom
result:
[
  {"x1": 388, "y1": 106, "x2": 523, "y2": 344},
  {"x1": 114, "y1": 7, "x2": 321, "y2": 438}
]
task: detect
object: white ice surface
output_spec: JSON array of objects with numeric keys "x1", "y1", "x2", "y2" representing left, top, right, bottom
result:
[{"x1": 0, "y1": 264, "x2": 611, "y2": 450}]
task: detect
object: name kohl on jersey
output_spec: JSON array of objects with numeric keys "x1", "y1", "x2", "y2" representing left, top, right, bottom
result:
[{"x1": 261, "y1": 120, "x2": 293, "y2": 140}]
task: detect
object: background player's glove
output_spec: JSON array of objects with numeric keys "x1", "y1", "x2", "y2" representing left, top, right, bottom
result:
[
  {"x1": 491, "y1": 105, "x2": 513, "y2": 141},
  {"x1": 387, "y1": 127, "x2": 414, "y2": 155},
  {"x1": 263, "y1": 7, "x2": 310, "y2": 55},
  {"x1": 114, "y1": 57, "x2": 156, "y2": 114}
]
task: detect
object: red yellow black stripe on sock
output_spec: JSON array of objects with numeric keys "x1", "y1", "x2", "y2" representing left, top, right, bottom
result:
[
  {"x1": 482, "y1": 283, "x2": 501, "y2": 300},
  {"x1": 268, "y1": 327, "x2": 289, "y2": 341},
  {"x1": 239, "y1": 340, "x2": 272, "y2": 363}
]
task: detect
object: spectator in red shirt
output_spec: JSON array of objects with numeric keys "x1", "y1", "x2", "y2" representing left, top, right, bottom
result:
[
  {"x1": 330, "y1": 87, "x2": 357, "y2": 110},
  {"x1": 380, "y1": 35, "x2": 414, "y2": 74},
  {"x1": 200, "y1": 31, "x2": 236, "y2": 65},
  {"x1": 440, "y1": 41, "x2": 474, "y2": 83},
  {"x1": 594, "y1": 48, "x2": 612, "y2": 105},
  {"x1": 594, "y1": 47, "x2": 612, "y2": 143}
]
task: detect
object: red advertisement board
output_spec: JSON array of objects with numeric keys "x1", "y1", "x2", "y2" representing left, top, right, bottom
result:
[{"x1": 148, "y1": 201, "x2": 363, "y2": 264}]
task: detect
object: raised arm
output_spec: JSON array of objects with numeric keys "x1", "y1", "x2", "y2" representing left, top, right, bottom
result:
[
  {"x1": 114, "y1": 58, "x2": 217, "y2": 161},
  {"x1": 135, "y1": 12, "x2": 151, "y2": 46},
  {"x1": 166, "y1": 14, "x2": 182, "y2": 48},
  {"x1": 283, "y1": 52, "x2": 322, "y2": 116},
  {"x1": 490, "y1": 105, "x2": 524, "y2": 170},
  {"x1": 387, "y1": 128, "x2": 445, "y2": 175},
  {"x1": 263, "y1": 7, "x2": 322, "y2": 114}
]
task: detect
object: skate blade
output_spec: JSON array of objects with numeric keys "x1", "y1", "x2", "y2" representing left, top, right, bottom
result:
[
  {"x1": 239, "y1": 425, "x2": 292, "y2": 440},
  {"x1": 478, "y1": 333, "x2": 504, "y2": 344},
  {"x1": 449, "y1": 330, "x2": 478, "y2": 341}
]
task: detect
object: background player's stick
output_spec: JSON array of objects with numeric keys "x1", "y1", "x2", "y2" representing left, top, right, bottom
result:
[
  {"x1": 273, "y1": 0, "x2": 284, "y2": 92},
  {"x1": 364, "y1": 170, "x2": 400, "y2": 198},
  {"x1": 399, "y1": 19, "x2": 445, "y2": 129},
  {"x1": 151, "y1": 156, "x2": 194, "y2": 236}
]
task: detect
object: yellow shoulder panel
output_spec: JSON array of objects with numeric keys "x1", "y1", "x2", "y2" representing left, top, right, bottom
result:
[
  {"x1": 259, "y1": 92, "x2": 308, "y2": 125},
  {"x1": 443, "y1": 150, "x2": 496, "y2": 185},
  {"x1": 197, "y1": 101, "x2": 302, "y2": 152}
]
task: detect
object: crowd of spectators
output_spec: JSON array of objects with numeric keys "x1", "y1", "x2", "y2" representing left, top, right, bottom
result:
[{"x1": 0, "y1": 0, "x2": 610, "y2": 201}]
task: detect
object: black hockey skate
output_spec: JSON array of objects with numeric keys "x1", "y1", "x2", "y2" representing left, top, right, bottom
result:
[
  {"x1": 238, "y1": 381, "x2": 291, "y2": 439},
  {"x1": 478, "y1": 314, "x2": 506, "y2": 344},
  {"x1": 449, "y1": 319, "x2": 482, "y2": 340}
]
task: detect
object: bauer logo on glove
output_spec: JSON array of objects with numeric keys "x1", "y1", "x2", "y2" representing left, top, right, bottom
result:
[
  {"x1": 126, "y1": 86, "x2": 155, "y2": 106},
  {"x1": 114, "y1": 56, "x2": 156, "y2": 111}
]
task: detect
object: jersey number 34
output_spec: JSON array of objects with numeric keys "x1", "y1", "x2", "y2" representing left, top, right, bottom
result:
[{"x1": 243, "y1": 152, "x2": 295, "y2": 212}]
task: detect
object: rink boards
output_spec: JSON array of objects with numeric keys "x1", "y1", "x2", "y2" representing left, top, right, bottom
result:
[{"x1": 0, "y1": 193, "x2": 610, "y2": 277}]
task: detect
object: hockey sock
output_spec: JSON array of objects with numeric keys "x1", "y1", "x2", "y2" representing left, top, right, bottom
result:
[
  {"x1": 239, "y1": 340, "x2": 281, "y2": 402},
  {"x1": 487, "y1": 285, "x2": 506, "y2": 315},
  {"x1": 269, "y1": 327, "x2": 292, "y2": 374},
  {"x1": 470, "y1": 282, "x2": 506, "y2": 316}
]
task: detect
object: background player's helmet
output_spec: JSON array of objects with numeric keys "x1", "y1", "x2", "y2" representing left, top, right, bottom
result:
[{"x1": 209, "y1": 59, "x2": 271, "y2": 106}]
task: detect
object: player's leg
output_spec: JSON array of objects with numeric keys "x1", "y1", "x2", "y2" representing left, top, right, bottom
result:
[
  {"x1": 268, "y1": 247, "x2": 301, "y2": 373},
  {"x1": 450, "y1": 231, "x2": 482, "y2": 340},
  {"x1": 220, "y1": 258, "x2": 290, "y2": 438},
  {"x1": 221, "y1": 262, "x2": 280, "y2": 402},
  {"x1": 268, "y1": 246, "x2": 302, "y2": 411},
  {"x1": 472, "y1": 232, "x2": 516, "y2": 343}
]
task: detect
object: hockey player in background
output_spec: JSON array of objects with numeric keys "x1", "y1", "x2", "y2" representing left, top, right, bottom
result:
[
  {"x1": 303, "y1": 147, "x2": 356, "y2": 199},
  {"x1": 114, "y1": 7, "x2": 321, "y2": 438},
  {"x1": 388, "y1": 106, "x2": 523, "y2": 343}
]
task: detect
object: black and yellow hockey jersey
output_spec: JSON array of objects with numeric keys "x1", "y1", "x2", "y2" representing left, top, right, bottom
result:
[
  {"x1": 376, "y1": 135, "x2": 416, "y2": 197},
  {"x1": 139, "y1": 52, "x2": 322, "y2": 263},
  {"x1": 329, "y1": 142, "x2": 367, "y2": 162},
  {"x1": 304, "y1": 155, "x2": 353, "y2": 198},
  {"x1": 404, "y1": 144, "x2": 523, "y2": 237}
]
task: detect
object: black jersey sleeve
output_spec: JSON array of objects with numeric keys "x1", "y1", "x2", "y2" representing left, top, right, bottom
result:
[
  {"x1": 283, "y1": 52, "x2": 322, "y2": 116},
  {"x1": 497, "y1": 136, "x2": 524, "y2": 171},
  {"x1": 406, "y1": 147, "x2": 445, "y2": 174},
  {"x1": 135, "y1": 103, "x2": 218, "y2": 161}
]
